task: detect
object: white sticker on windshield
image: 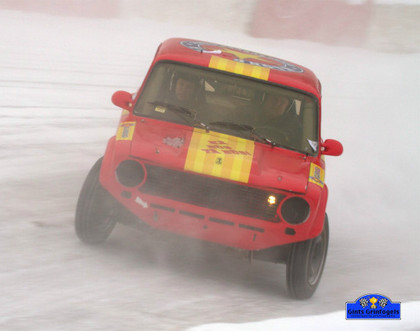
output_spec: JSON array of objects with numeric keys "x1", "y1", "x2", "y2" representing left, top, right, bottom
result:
[
  {"x1": 154, "y1": 105, "x2": 166, "y2": 113},
  {"x1": 308, "y1": 140, "x2": 318, "y2": 152}
]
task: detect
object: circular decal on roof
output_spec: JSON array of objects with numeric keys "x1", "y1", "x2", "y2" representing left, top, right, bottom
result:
[{"x1": 180, "y1": 40, "x2": 304, "y2": 73}]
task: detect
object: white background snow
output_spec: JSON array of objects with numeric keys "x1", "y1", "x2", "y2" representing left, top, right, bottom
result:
[{"x1": 0, "y1": 3, "x2": 419, "y2": 330}]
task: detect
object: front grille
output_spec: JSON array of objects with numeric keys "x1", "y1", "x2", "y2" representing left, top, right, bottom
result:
[{"x1": 139, "y1": 164, "x2": 285, "y2": 221}]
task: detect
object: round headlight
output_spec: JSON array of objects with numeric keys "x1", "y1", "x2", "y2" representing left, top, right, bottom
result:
[
  {"x1": 281, "y1": 197, "x2": 310, "y2": 225},
  {"x1": 115, "y1": 160, "x2": 145, "y2": 187}
]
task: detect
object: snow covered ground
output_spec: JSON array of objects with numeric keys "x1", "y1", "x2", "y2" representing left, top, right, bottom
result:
[{"x1": 0, "y1": 8, "x2": 419, "y2": 330}]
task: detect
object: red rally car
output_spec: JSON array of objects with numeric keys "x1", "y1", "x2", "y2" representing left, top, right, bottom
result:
[{"x1": 75, "y1": 38, "x2": 343, "y2": 299}]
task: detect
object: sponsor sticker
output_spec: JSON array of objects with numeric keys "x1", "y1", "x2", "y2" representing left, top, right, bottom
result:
[
  {"x1": 163, "y1": 136, "x2": 184, "y2": 149},
  {"x1": 116, "y1": 121, "x2": 135, "y2": 141},
  {"x1": 346, "y1": 294, "x2": 401, "y2": 320},
  {"x1": 309, "y1": 163, "x2": 324, "y2": 188},
  {"x1": 181, "y1": 40, "x2": 304, "y2": 74},
  {"x1": 184, "y1": 128, "x2": 255, "y2": 183}
]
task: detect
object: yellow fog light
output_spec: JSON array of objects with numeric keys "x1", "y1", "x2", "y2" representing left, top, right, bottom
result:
[{"x1": 268, "y1": 195, "x2": 276, "y2": 205}]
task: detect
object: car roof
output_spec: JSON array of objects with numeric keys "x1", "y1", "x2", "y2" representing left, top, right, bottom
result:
[{"x1": 153, "y1": 38, "x2": 321, "y2": 98}]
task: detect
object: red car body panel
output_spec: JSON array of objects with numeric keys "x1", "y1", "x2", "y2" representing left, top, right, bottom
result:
[{"x1": 99, "y1": 38, "x2": 339, "y2": 251}]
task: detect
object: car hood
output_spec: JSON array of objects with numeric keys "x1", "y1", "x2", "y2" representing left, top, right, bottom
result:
[{"x1": 130, "y1": 120, "x2": 310, "y2": 193}]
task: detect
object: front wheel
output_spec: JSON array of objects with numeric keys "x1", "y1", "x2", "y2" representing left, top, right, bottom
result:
[
  {"x1": 286, "y1": 215, "x2": 329, "y2": 299},
  {"x1": 75, "y1": 157, "x2": 117, "y2": 245}
]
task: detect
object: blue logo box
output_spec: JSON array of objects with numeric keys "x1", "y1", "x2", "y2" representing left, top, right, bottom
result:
[{"x1": 346, "y1": 294, "x2": 401, "y2": 319}]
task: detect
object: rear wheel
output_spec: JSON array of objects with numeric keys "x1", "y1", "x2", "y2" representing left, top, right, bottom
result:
[
  {"x1": 286, "y1": 215, "x2": 329, "y2": 299},
  {"x1": 75, "y1": 158, "x2": 117, "y2": 245}
]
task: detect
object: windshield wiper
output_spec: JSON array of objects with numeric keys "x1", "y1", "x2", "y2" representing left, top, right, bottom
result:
[
  {"x1": 149, "y1": 101, "x2": 195, "y2": 119},
  {"x1": 148, "y1": 101, "x2": 208, "y2": 130},
  {"x1": 208, "y1": 121, "x2": 278, "y2": 147}
]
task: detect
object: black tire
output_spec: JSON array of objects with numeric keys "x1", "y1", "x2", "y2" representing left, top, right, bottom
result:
[
  {"x1": 75, "y1": 157, "x2": 117, "y2": 245},
  {"x1": 286, "y1": 215, "x2": 329, "y2": 299}
]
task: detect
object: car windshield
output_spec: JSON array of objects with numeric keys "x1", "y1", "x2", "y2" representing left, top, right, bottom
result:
[{"x1": 134, "y1": 62, "x2": 319, "y2": 155}]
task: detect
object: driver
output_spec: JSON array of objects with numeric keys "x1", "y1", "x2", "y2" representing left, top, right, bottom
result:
[
  {"x1": 259, "y1": 93, "x2": 301, "y2": 144},
  {"x1": 170, "y1": 73, "x2": 199, "y2": 109},
  {"x1": 262, "y1": 93, "x2": 291, "y2": 121}
]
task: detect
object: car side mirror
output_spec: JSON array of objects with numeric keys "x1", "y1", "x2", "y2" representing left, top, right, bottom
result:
[
  {"x1": 321, "y1": 139, "x2": 343, "y2": 156},
  {"x1": 112, "y1": 90, "x2": 133, "y2": 109}
]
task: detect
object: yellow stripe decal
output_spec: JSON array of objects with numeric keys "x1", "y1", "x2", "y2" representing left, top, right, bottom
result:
[
  {"x1": 185, "y1": 129, "x2": 255, "y2": 183},
  {"x1": 309, "y1": 163, "x2": 325, "y2": 188},
  {"x1": 209, "y1": 56, "x2": 270, "y2": 81}
]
